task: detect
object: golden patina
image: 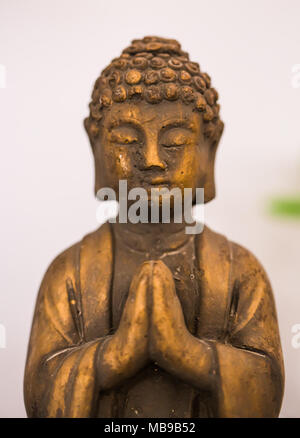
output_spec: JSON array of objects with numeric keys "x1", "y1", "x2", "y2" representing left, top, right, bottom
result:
[{"x1": 24, "y1": 36, "x2": 284, "y2": 418}]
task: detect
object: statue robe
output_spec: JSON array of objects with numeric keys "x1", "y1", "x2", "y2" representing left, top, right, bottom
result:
[{"x1": 24, "y1": 223, "x2": 284, "y2": 417}]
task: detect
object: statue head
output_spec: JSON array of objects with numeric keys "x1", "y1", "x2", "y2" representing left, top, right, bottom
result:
[{"x1": 84, "y1": 36, "x2": 224, "y2": 204}]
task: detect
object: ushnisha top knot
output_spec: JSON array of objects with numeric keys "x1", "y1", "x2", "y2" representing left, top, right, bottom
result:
[
  {"x1": 122, "y1": 36, "x2": 187, "y2": 57},
  {"x1": 85, "y1": 36, "x2": 224, "y2": 144}
]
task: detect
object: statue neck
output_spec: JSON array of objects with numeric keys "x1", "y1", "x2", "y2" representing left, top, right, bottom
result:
[{"x1": 112, "y1": 221, "x2": 194, "y2": 255}]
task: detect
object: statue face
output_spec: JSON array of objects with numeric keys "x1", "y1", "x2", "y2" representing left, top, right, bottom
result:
[{"x1": 93, "y1": 100, "x2": 215, "y2": 203}]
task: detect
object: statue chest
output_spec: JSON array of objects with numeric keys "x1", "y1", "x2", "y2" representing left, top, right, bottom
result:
[
  {"x1": 94, "y1": 226, "x2": 232, "y2": 418},
  {"x1": 111, "y1": 235, "x2": 200, "y2": 335},
  {"x1": 100, "y1": 234, "x2": 208, "y2": 418}
]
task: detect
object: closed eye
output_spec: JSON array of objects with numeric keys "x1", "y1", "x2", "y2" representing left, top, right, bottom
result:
[
  {"x1": 160, "y1": 128, "x2": 192, "y2": 147},
  {"x1": 110, "y1": 133, "x2": 138, "y2": 145},
  {"x1": 109, "y1": 126, "x2": 140, "y2": 145}
]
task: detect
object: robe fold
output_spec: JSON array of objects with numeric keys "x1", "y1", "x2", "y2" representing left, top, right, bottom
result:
[{"x1": 24, "y1": 223, "x2": 284, "y2": 417}]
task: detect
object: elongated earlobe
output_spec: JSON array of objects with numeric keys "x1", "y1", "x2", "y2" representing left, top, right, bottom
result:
[
  {"x1": 203, "y1": 151, "x2": 216, "y2": 203},
  {"x1": 94, "y1": 163, "x2": 102, "y2": 196},
  {"x1": 84, "y1": 118, "x2": 102, "y2": 196},
  {"x1": 203, "y1": 123, "x2": 223, "y2": 203}
]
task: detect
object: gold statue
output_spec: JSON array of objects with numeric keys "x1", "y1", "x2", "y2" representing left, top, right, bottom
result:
[{"x1": 24, "y1": 36, "x2": 284, "y2": 418}]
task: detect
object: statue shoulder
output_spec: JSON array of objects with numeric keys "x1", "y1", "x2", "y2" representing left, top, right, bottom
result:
[
  {"x1": 29, "y1": 223, "x2": 113, "y2": 344},
  {"x1": 195, "y1": 225, "x2": 274, "y2": 318},
  {"x1": 229, "y1": 239, "x2": 275, "y2": 316},
  {"x1": 196, "y1": 225, "x2": 271, "y2": 287},
  {"x1": 195, "y1": 226, "x2": 277, "y2": 341},
  {"x1": 229, "y1": 239, "x2": 272, "y2": 292},
  {"x1": 38, "y1": 222, "x2": 113, "y2": 301}
]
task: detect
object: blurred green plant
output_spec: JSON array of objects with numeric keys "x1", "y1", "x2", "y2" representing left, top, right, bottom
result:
[{"x1": 269, "y1": 196, "x2": 300, "y2": 218}]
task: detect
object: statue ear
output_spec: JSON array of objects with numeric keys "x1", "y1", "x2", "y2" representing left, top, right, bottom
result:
[
  {"x1": 84, "y1": 117, "x2": 97, "y2": 149},
  {"x1": 93, "y1": 142, "x2": 106, "y2": 197},
  {"x1": 203, "y1": 141, "x2": 217, "y2": 203},
  {"x1": 84, "y1": 117, "x2": 103, "y2": 196},
  {"x1": 92, "y1": 151, "x2": 101, "y2": 196},
  {"x1": 203, "y1": 122, "x2": 224, "y2": 203}
]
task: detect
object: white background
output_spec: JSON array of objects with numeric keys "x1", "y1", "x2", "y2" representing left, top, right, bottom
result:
[{"x1": 0, "y1": 0, "x2": 299, "y2": 417}]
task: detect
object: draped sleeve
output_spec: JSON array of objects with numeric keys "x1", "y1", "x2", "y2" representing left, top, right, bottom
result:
[
  {"x1": 214, "y1": 242, "x2": 284, "y2": 417},
  {"x1": 24, "y1": 224, "x2": 113, "y2": 418}
]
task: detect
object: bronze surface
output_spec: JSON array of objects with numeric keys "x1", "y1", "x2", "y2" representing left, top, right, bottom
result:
[{"x1": 24, "y1": 36, "x2": 284, "y2": 418}]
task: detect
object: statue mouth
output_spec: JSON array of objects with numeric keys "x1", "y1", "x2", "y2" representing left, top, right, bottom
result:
[
  {"x1": 143, "y1": 177, "x2": 170, "y2": 186},
  {"x1": 144, "y1": 183, "x2": 172, "y2": 193},
  {"x1": 148, "y1": 182, "x2": 170, "y2": 187}
]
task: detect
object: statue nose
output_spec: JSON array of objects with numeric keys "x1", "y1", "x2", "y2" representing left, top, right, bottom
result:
[{"x1": 143, "y1": 141, "x2": 166, "y2": 171}]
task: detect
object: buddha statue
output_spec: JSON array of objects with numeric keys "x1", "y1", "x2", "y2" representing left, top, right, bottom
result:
[{"x1": 24, "y1": 36, "x2": 284, "y2": 418}]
